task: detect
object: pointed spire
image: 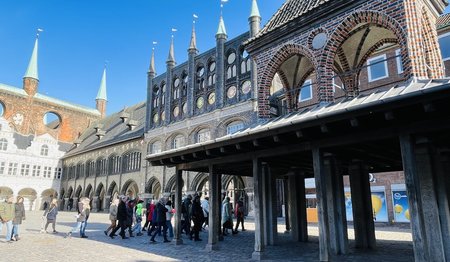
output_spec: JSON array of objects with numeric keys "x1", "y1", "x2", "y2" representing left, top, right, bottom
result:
[
  {"x1": 24, "y1": 37, "x2": 39, "y2": 80},
  {"x1": 216, "y1": 15, "x2": 227, "y2": 36},
  {"x1": 250, "y1": 0, "x2": 261, "y2": 18},
  {"x1": 96, "y1": 67, "x2": 107, "y2": 101},
  {"x1": 149, "y1": 47, "x2": 156, "y2": 74},
  {"x1": 189, "y1": 20, "x2": 198, "y2": 51},
  {"x1": 167, "y1": 35, "x2": 176, "y2": 64}
]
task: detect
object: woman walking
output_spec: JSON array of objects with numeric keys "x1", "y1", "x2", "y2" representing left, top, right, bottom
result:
[
  {"x1": 109, "y1": 196, "x2": 129, "y2": 239},
  {"x1": 11, "y1": 196, "x2": 26, "y2": 241},
  {"x1": 165, "y1": 200, "x2": 174, "y2": 238},
  {"x1": 190, "y1": 195, "x2": 204, "y2": 241},
  {"x1": 65, "y1": 200, "x2": 88, "y2": 238},
  {"x1": 104, "y1": 199, "x2": 119, "y2": 236},
  {"x1": 42, "y1": 199, "x2": 58, "y2": 234}
]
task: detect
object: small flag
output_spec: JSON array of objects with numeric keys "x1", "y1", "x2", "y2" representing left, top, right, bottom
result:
[
  {"x1": 152, "y1": 41, "x2": 158, "y2": 45},
  {"x1": 171, "y1": 28, "x2": 177, "y2": 32},
  {"x1": 193, "y1": 14, "x2": 198, "y2": 19},
  {"x1": 221, "y1": 0, "x2": 228, "y2": 3},
  {"x1": 37, "y1": 28, "x2": 44, "y2": 32}
]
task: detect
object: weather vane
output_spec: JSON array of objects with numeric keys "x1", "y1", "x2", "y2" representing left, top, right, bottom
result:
[
  {"x1": 152, "y1": 41, "x2": 158, "y2": 50},
  {"x1": 220, "y1": 0, "x2": 228, "y2": 16},
  {"x1": 171, "y1": 28, "x2": 177, "y2": 38},
  {"x1": 37, "y1": 28, "x2": 44, "y2": 38},
  {"x1": 193, "y1": 14, "x2": 198, "y2": 24}
]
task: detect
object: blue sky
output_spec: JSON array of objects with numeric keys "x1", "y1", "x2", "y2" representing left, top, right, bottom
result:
[
  {"x1": 0, "y1": 0, "x2": 282, "y2": 114},
  {"x1": 0, "y1": 1, "x2": 448, "y2": 115}
]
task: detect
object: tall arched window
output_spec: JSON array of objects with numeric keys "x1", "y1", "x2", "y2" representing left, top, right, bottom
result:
[
  {"x1": 0, "y1": 138, "x2": 7, "y2": 151},
  {"x1": 148, "y1": 141, "x2": 162, "y2": 154},
  {"x1": 122, "y1": 151, "x2": 141, "y2": 173},
  {"x1": 109, "y1": 155, "x2": 121, "y2": 175},
  {"x1": 196, "y1": 129, "x2": 211, "y2": 143},
  {"x1": 227, "y1": 121, "x2": 244, "y2": 135},
  {"x1": 172, "y1": 135, "x2": 185, "y2": 149},
  {"x1": 40, "y1": 145, "x2": 49, "y2": 156}
]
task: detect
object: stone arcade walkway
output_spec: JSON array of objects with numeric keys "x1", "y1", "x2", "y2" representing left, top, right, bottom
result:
[{"x1": 0, "y1": 211, "x2": 414, "y2": 261}]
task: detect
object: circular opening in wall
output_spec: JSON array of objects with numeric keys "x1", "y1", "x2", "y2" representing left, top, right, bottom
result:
[
  {"x1": 43, "y1": 112, "x2": 61, "y2": 129},
  {"x1": 0, "y1": 101, "x2": 4, "y2": 117}
]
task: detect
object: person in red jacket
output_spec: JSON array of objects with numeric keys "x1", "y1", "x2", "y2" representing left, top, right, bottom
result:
[{"x1": 143, "y1": 200, "x2": 155, "y2": 232}]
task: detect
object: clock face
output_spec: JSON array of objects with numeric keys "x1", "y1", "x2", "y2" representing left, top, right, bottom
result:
[
  {"x1": 242, "y1": 80, "x2": 252, "y2": 94},
  {"x1": 161, "y1": 111, "x2": 165, "y2": 121},
  {"x1": 208, "y1": 92, "x2": 216, "y2": 105},
  {"x1": 196, "y1": 97, "x2": 204, "y2": 109},
  {"x1": 227, "y1": 52, "x2": 236, "y2": 64},
  {"x1": 153, "y1": 114, "x2": 159, "y2": 123},
  {"x1": 227, "y1": 86, "x2": 237, "y2": 99},
  {"x1": 173, "y1": 106, "x2": 179, "y2": 117},
  {"x1": 182, "y1": 103, "x2": 187, "y2": 114}
]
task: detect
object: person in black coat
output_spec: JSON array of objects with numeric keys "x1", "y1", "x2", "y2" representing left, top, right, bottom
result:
[
  {"x1": 150, "y1": 198, "x2": 169, "y2": 243},
  {"x1": 190, "y1": 195, "x2": 204, "y2": 241},
  {"x1": 109, "y1": 196, "x2": 128, "y2": 239},
  {"x1": 181, "y1": 195, "x2": 192, "y2": 235}
]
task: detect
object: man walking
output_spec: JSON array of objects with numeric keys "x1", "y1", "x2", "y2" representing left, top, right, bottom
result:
[
  {"x1": 0, "y1": 196, "x2": 16, "y2": 243},
  {"x1": 234, "y1": 198, "x2": 246, "y2": 232}
]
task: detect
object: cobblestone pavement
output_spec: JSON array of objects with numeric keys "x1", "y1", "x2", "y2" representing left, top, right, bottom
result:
[{"x1": 0, "y1": 211, "x2": 414, "y2": 261}]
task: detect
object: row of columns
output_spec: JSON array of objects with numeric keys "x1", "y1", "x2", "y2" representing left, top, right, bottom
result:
[{"x1": 170, "y1": 134, "x2": 449, "y2": 261}]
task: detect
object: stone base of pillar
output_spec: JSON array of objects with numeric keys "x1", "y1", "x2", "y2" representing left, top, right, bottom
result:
[
  {"x1": 252, "y1": 251, "x2": 264, "y2": 260},
  {"x1": 205, "y1": 243, "x2": 219, "y2": 251},
  {"x1": 175, "y1": 238, "x2": 183, "y2": 245}
]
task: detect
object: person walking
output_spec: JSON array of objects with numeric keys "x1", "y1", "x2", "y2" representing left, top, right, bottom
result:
[
  {"x1": 42, "y1": 198, "x2": 59, "y2": 234},
  {"x1": 79, "y1": 198, "x2": 90, "y2": 238},
  {"x1": 221, "y1": 197, "x2": 235, "y2": 236},
  {"x1": 181, "y1": 195, "x2": 192, "y2": 236},
  {"x1": 132, "y1": 199, "x2": 144, "y2": 236},
  {"x1": 11, "y1": 196, "x2": 26, "y2": 241},
  {"x1": 190, "y1": 195, "x2": 204, "y2": 241},
  {"x1": 234, "y1": 198, "x2": 246, "y2": 232},
  {"x1": 125, "y1": 199, "x2": 135, "y2": 237},
  {"x1": 201, "y1": 197, "x2": 209, "y2": 229},
  {"x1": 150, "y1": 197, "x2": 169, "y2": 243},
  {"x1": 105, "y1": 199, "x2": 119, "y2": 236},
  {"x1": 165, "y1": 200, "x2": 174, "y2": 238},
  {"x1": 0, "y1": 196, "x2": 15, "y2": 243},
  {"x1": 143, "y1": 200, "x2": 155, "y2": 231},
  {"x1": 65, "y1": 200, "x2": 87, "y2": 238},
  {"x1": 109, "y1": 196, "x2": 128, "y2": 239}
]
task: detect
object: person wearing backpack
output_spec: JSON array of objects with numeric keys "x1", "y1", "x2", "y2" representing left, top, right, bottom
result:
[{"x1": 234, "y1": 198, "x2": 246, "y2": 232}]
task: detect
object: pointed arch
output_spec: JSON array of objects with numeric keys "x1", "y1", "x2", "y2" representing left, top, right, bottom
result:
[{"x1": 190, "y1": 172, "x2": 209, "y2": 192}]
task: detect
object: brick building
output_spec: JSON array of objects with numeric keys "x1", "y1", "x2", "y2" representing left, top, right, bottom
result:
[{"x1": 0, "y1": 35, "x2": 106, "y2": 210}]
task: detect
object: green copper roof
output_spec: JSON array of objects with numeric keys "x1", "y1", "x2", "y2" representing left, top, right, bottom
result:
[
  {"x1": 167, "y1": 36, "x2": 176, "y2": 63},
  {"x1": 250, "y1": 0, "x2": 261, "y2": 18},
  {"x1": 24, "y1": 38, "x2": 39, "y2": 80},
  {"x1": 216, "y1": 16, "x2": 227, "y2": 36},
  {"x1": 96, "y1": 68, "x2": 107, "y2": 101}
]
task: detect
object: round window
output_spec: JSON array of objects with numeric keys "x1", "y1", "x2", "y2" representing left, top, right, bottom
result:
[
  {"x1": 153, "y1": 114, "x2": 159, "y2": 123},
  {"x1": 208, "y1": 92, "x2": 216, "y2": 105},
  {"x1": 161, "y1": 111, "x2": 165, "y2": 121},
  {"x1": 196, "y1": 97, "x2": 204, "y2": 109},
  {"x1": 182, "y1": 103, "x2": 187, "y2": 114},
  {"x1": 197, "y1": 67, "x2": 205, "y2": 77},
  {"x1": 209, "y1": 62, "x2": 216, "y2": 72},
  {"x1": 227, "y1": 86, "x2": 237, "y2": 98},
  {"x1": 174, "y1": 78, "x2": 180, "y2": 87},
  {"x1": 173, "y1": 106, "x2": 180, "y2": 117},
  {"x1": 242, "y1": 81, "x2": 252, "y2": 94},
  {"x1": 43, "y1": 112, "x2": 61, "y2": 129}
]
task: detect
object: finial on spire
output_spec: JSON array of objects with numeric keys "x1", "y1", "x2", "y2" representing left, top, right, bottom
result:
[
  {"x1": 189, "y1": 14, "x2": 198, "y2": 51},
  {"x1": 167, "y1": 29, "x2": 176, "y2": 64},
  {"x1": 217, "y1": 1, "x2": 228, "y2": 36},
  {"x1": 96, "y1": 66, "x2": 107, "y2": 101},
  {"x1": 250, "y1": 0, "x2": 261, "y2": 18}
]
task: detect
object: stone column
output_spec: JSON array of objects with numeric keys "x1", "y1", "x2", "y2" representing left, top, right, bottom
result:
[
  {"x1": 434, "y1": 151, "x2": 450, "y2": 260},
  {"x1": 262, "y1": 164, "x2": 277, "y2": 246},
  {"x1": 92, "y1": 196, "x2": 99, "y2": 212},
  {"x1": 72, "y1": 197, "x2": 79, "y2": 211},
  {"x1": 400, "y1": 135, "x2": 448, "y2": 261},
  {"x1": 104, "y1": 195, "x2": 111, "y2": 213},
  {"x1": 174, "y1": 168, "x2": 183, "y2": 245},
  {"x1": 252, "y1": 157, "x2": 265, "y2": 260},
  {"x1": 283, "y1": 178, "x2": 290, "y2": 233},
  {"x1": 206, "y1": 165, "x2": 220, "y2": 251},
  {"x1": 288, "y1": 173, "x2": 308, "y2": 242},
  {"x1": 348, "y1": 161, "x2": 376, "y2": 250},
  {"x1": 63, "y1": 198, "x2": 69, "y2": 211}
]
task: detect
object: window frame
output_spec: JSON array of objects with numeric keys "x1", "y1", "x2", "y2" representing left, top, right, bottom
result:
[
  {"x1": 438, "y1": 32, "x2": 450, "y2": 62},
  {"x1": 227, "y1": 121, "x2": 244, "y2": 135},
  {"x1": 299, "y1": 79, "x2": 313, "y2": 102},
  {"x1": 367, "y1": 54, "x2": 389, "y2": 82},
  {"x1": 395, "y1": 49, "x2": 404, "y2": 74}
]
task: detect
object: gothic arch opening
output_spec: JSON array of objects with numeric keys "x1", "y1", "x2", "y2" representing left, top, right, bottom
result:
[
  {"x1": 121, "y1": 179, "x2": 139, "y2": 199},
  {"x1": 146, "y1": 177, "x2": 161, "y2": 199}
]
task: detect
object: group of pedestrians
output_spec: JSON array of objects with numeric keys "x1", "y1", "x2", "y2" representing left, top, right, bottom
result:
[{"x1": 0, "y1": 196, "x2": 26, "y2": 243}]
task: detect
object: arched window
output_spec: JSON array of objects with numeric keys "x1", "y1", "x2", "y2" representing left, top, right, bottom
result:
[
  {"x1": 196, "y1": 129, "x2": 211, "y2": 143},
  {"x1": 227, "y1": 121, "x2": 244, "y2": 135},
  {"x1": 172, "y1": 135, "x2": 185, "y2": 149},
  {"x1": 109, "y1": 155, "x2": 121, "y2": 175},
  {"x1": 40, "y1": 145, "x2": 49, "y2": 156},
  {"x1": 161, "y1": 83, "x2": 166, "y2": 105},
  {"x1": 96, "y1": 158, "x2": 107, "y2": 176},
  {"x1": 0, "y1": 138, "x2": 8, "y2": 151},
  {"x1": 149, "y1": 141, "x2": 162, "y2": 154},
  {"x1": 122, "y1": 151, "x2": 141, "y2": 173},
  {"x1": 86, "y1": 161, "x2": 95, "y2": 177}
]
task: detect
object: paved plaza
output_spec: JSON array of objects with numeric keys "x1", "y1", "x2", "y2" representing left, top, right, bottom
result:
[{"x1": 0, "y1": 211, "x2": 414, "y2": 261}]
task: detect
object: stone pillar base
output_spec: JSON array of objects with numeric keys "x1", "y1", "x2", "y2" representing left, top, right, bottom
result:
[
  {"x1": 175, "y1": 238, "x2": 183, "y2": 245},
  {"x1": 205, "y1": 243, "x2": 219, "y2": 251},
  {"x1": 252, "y1": 251, "x2": 264, "y2": 261}
]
